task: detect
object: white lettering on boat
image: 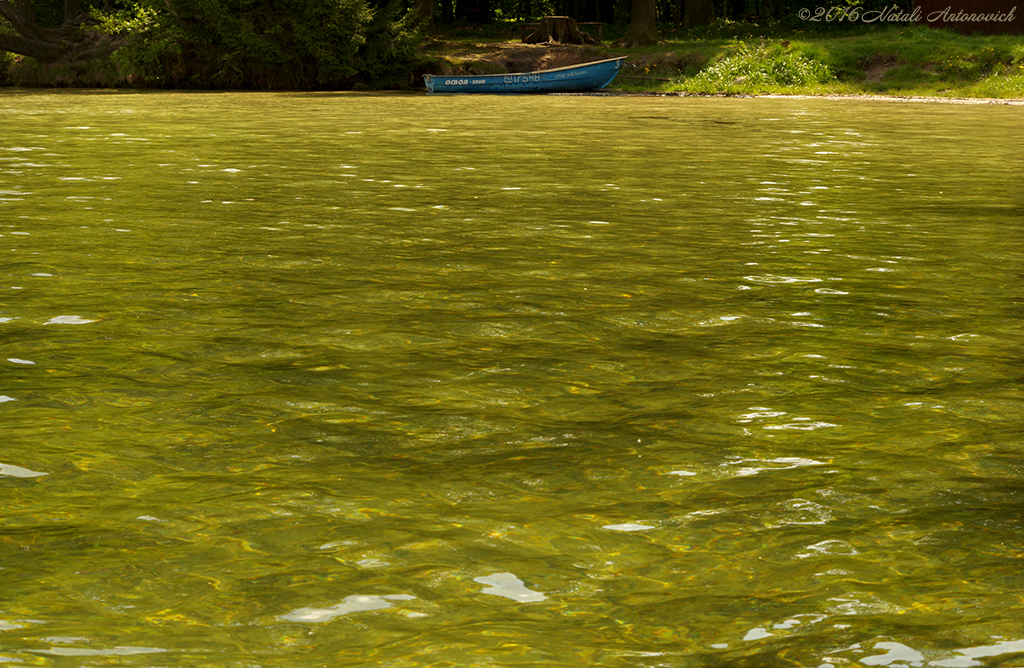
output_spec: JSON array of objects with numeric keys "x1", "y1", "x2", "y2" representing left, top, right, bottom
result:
[
  {"x1": 443, "y1": 78, "x2": 488, "y2": 86},
  {"x1": 503, "y1": 74, "x2": 542, "y2": 84}
]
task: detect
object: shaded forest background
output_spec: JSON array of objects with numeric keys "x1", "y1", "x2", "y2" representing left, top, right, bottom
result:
[{"x1": 0, "y1": 0, "x2": 940, "y2": 89}]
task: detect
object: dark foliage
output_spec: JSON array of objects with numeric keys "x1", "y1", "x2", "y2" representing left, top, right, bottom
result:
[{"x1": 1, "y1": 0, "x2": 423, "y2": 88}]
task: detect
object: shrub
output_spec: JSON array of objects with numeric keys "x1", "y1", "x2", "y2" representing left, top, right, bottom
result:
[
  {"x1": 92, "y1": 0, "x2": 421, "y2": 89},
  {"x1": 688, "y1": 42, "x2": 835, "y2": 92},
  {"x1": 93, "y1": 3, "x2": 182, "y2": 84}
]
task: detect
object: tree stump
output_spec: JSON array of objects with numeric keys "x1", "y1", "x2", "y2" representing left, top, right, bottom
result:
[{"x1": 524, "y1": 16, "x2": 599, "y2": 45}]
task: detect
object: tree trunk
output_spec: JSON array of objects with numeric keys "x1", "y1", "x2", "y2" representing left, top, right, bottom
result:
[
  {"x1": 414, "y1": 0, "x2": 434, "y2": 30},
  {"x1": 683, "y1": 0, "x2": 714, "y2": 28},
  {"x1": 518, "y1": 0, "x2": 531, "y2": 21},
  {"x1": 1, "y1": 1, "x2": 42, "y2": 41},
  {"x1": 0, "y1": 0, "x2": 68, "y2": 62},
  {"x1": 455, "y1": 0, "x2": 490, "y2": 22},
  {"x1": 523, "y1": 15, "x2": 598, "y2": 44},
  {"x1": 619, "y1": 0, "x2": 659, "y2": 46},
  {"x1": 65, "y1": 0, "x2": 79, "y2": 23},
  {"x1": 0, "y1": 32, "x2": 62, "y2": 62}
]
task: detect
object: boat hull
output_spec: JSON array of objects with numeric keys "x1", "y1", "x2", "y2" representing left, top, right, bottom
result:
[{"x1": 423, "y1": 57, "x2": 625, "y2": 94}]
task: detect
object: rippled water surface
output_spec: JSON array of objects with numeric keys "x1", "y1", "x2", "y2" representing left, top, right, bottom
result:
[{"x1": 2, "y1": 90, "x2": 1023, "y2": 667}]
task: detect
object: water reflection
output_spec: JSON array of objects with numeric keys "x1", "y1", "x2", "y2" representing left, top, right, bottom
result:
[
  {"x1": 281, "y1": 594, "x2": 421, "y2": 622},
  {"x1": 0, "y1": 462, "x2": 47, "y2": 477},
  {"x1": 28, "y1": 646, "x2": 168, "y2": 657},
  {"x1": 474, "y1": 573, "x2": 547, "y2": 602},
  {"x1": 0, "y1": 92, "x2": 1022, "y2": 666}
]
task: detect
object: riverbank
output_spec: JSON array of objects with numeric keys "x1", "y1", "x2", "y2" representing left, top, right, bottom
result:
[
  {"x1": 422, "y1": 23, "x2": 1024, "y2": 100},
  {"x1": 551, "y1": 90, "x2": 1024, "y2": 104},
  {"x1": 3, "y1": 18, "x2": 1022, "y2": 99}
]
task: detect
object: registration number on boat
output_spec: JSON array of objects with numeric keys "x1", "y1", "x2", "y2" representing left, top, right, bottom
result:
[{"x1": 445, "y1": 78, "x2": 486, "y2": 85}]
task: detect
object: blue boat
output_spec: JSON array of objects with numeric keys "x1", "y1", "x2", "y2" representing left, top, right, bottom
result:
[{"x1": 423, "y1": 57, "x2": 626, "y2": 94}]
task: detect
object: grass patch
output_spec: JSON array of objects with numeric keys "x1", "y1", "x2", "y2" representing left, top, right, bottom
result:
[
  {"x1": 653, "y1": 25, "x2": 1024, "y2": 98},
  {"x1": 686, "y1": 42, "x2": 835, "y2": 93},
  {"x1": 425, "y1": 22, "x2": 1024, "y2": 99}
]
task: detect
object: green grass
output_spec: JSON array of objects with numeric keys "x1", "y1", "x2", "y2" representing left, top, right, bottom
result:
[
  {"x1": 633, "y1": 24, "x2": 1024, "y2": 98},
  {"x1": 427, "y1": 21, "x2": 1024, "y2": 99},
  {"x1": 419, "y1": 20, "x2": 1019, "y2": 97},
  {"x1": 685, "y1": 42, "x2": 835, "y2": 93}
]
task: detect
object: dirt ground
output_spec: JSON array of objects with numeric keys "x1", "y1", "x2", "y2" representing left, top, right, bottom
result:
[
  {"x1": 420, "y1": 39, "x2": 617, "y2": 75},
  {"x1": 419, "y1": 40, "x2": 702, "y2": 84},
  {"x1": 419, "y1": 39, "x2": 1024, "y2": 105}
]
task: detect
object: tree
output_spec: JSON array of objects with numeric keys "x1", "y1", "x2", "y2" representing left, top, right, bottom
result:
[
  {"x1": 414, "y1": 0, "x2": 434, "y2": 29},
  {"x1": 0, "y1": 0, "x2": 83, "y2": 63},
  {"x1": 524, "y1": 16, "x2": 599, "y2": 43},
  {"x1": 1, "y1": 0, "x2": 422, "y2": 88},
  {"x1": 619, "y1": 0, "x2": 659, "y2": 46},
  {"x1": 684, "y1": 0, "x2": 715, "y2": 27},
  {"x1": 154, "y1": 0, "x2": 379, "y2": 87},
  {"x1": 455, "y1": 0, "x2": 489, "y2": 22}
]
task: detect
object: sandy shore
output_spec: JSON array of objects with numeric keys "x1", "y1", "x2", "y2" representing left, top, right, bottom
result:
[
  {"x1": 759, "y1": 93, "x2": 1024, "y2": 105},
  {"x1": 553, "y1": 90, "x2": 1024, "y2": 104}
]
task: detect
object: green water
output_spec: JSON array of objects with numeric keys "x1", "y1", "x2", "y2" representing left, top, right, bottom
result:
[{"x1": 1, "y1": 90, "x2": 1023, "y2": 667}]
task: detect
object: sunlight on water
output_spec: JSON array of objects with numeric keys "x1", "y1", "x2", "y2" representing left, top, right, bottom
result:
[{"x1": 1, "y1": 90, "x2": 1022, "y2": 667}]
